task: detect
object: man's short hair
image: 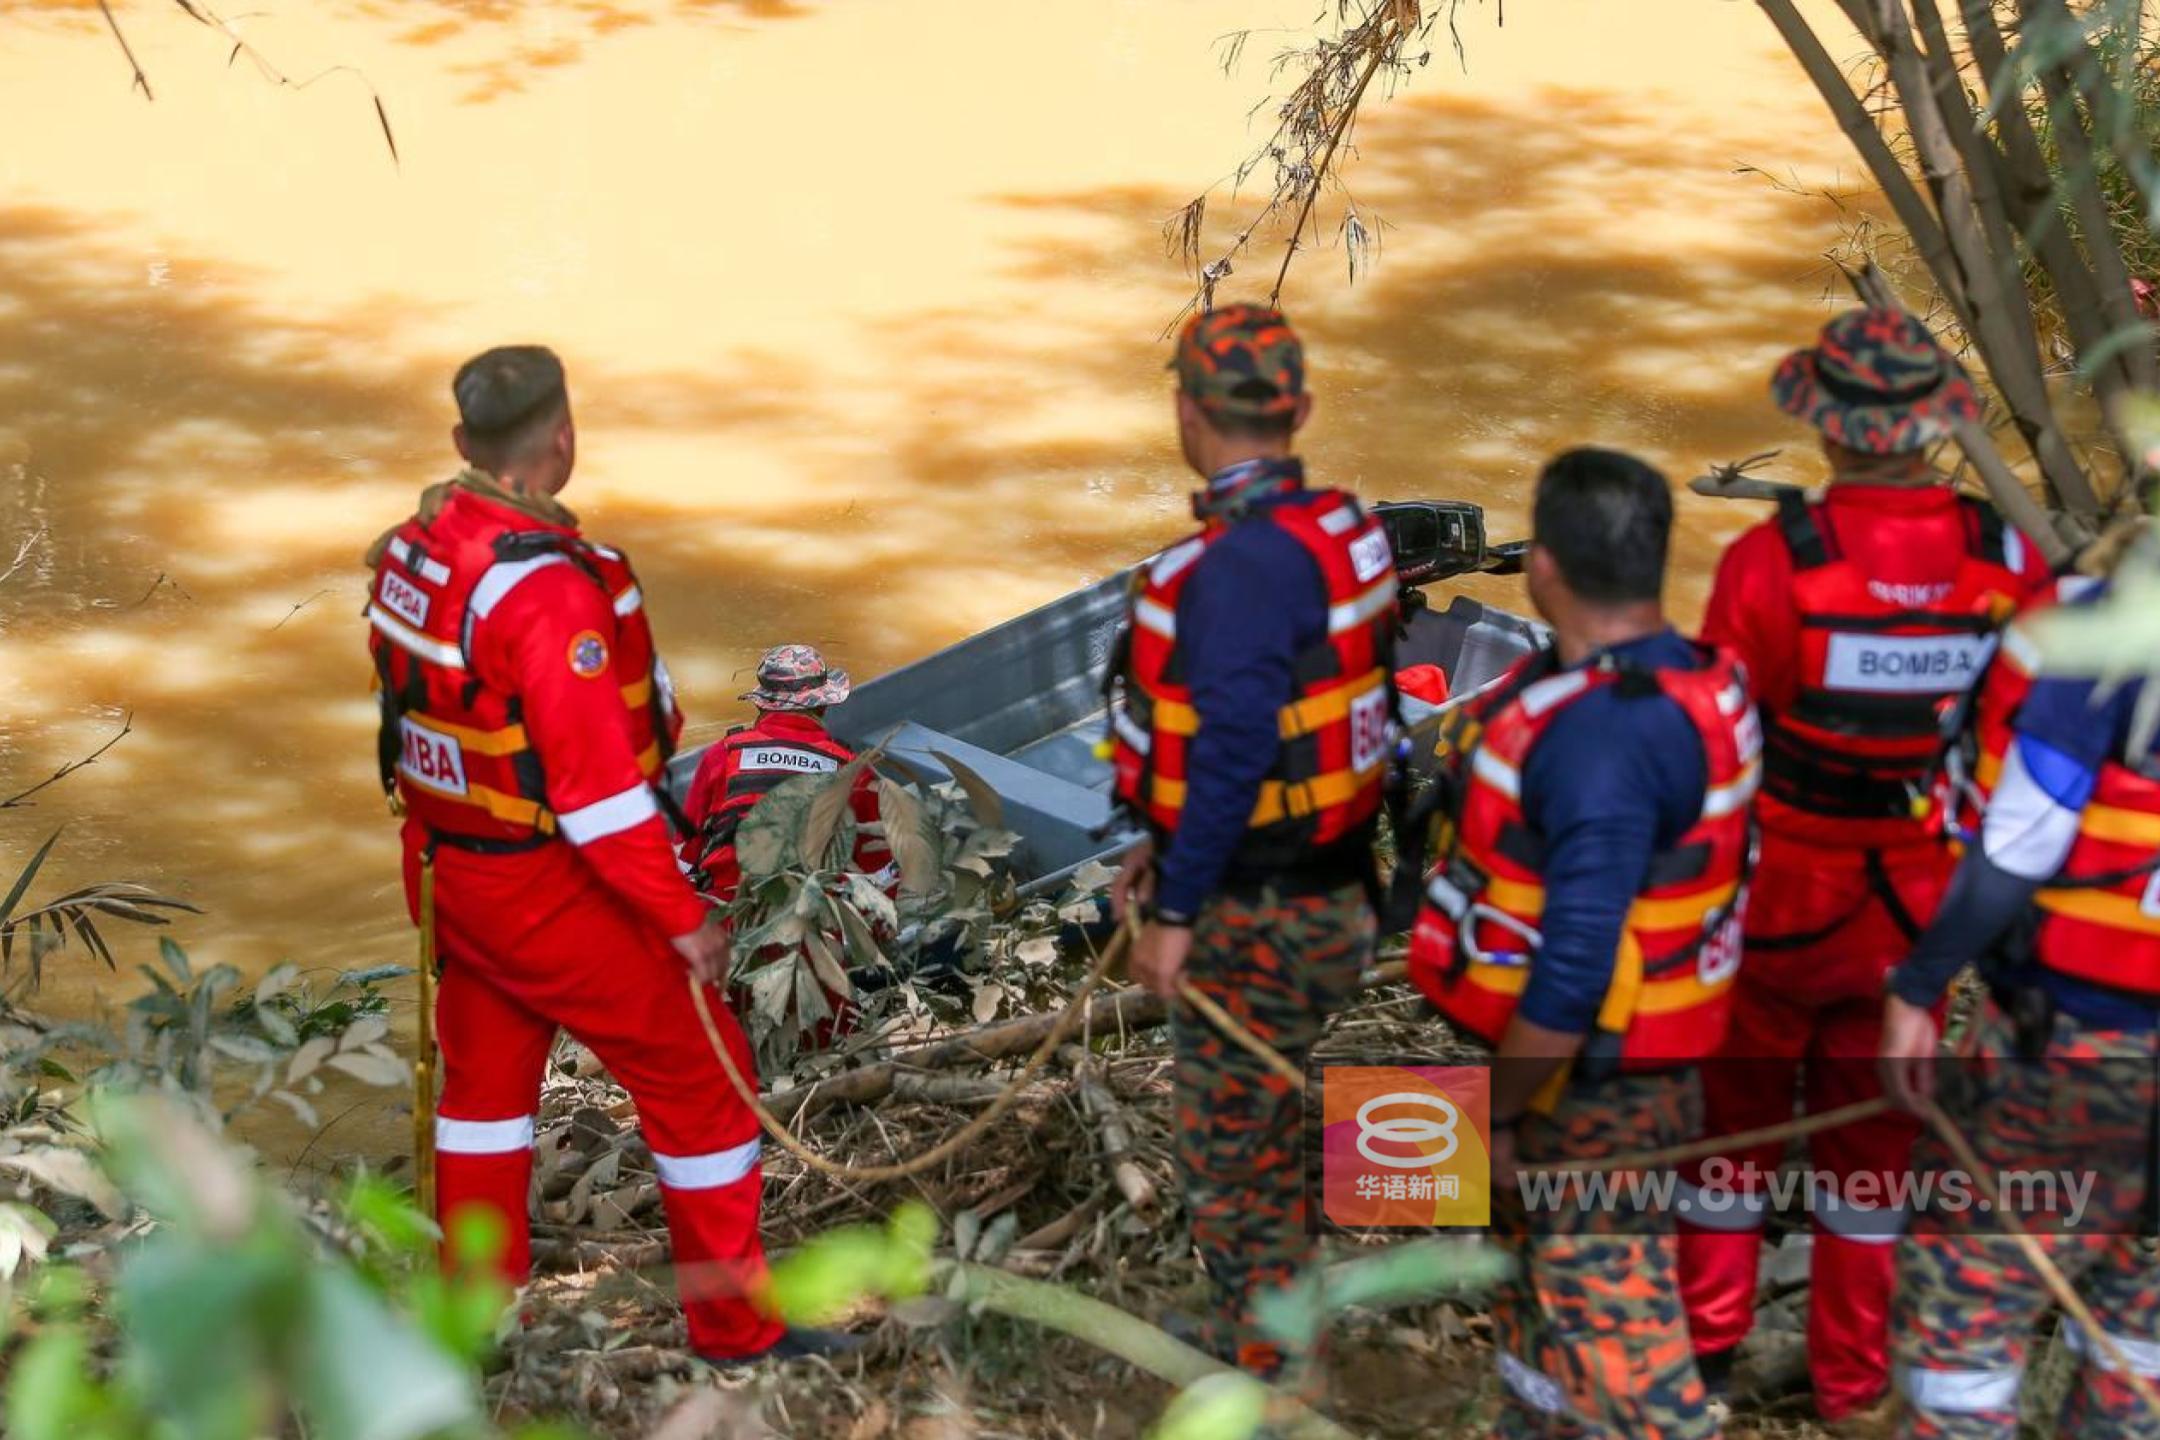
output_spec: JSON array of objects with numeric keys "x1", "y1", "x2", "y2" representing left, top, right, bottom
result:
[
  {"x1": 1531, "y1": 447, "x2": 1672, "y2": 605},
  {"x1": 452, "y1": 345, "x2": 567, "y2": 466}
]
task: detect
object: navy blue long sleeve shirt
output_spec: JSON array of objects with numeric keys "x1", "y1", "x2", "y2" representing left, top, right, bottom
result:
[
  {"x1": 1513, "y1": 629, "x2": 1712, "y2": 1035},
  {"x1": 1153, "y1": 481, "x2": 1330, "y2": 919}
]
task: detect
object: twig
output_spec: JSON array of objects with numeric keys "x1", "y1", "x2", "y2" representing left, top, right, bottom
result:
[
  {"x1": 99, "y1": 0, "x2": 154, "y2": 99},
  {"x1": 1951, "y1": 417, "x2": 2077, "y2": 563},
  {"x1": 0, "y1": 528, "x2": 46, "y2": 590},
  {"x1": 1270, "y1": 40, "x2": 1392, "y2": 304},
  {"x1": 1, "y1": 713, "x2": 134, "y2": 809},
  {"x1": 270, "y1": 589, "x2": 332, "y2": 631}
]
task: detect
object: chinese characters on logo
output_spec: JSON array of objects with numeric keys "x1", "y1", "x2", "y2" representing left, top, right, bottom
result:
[{"x1": 1320, "y1": 1066, "x2": 1491, "y2": 1227}]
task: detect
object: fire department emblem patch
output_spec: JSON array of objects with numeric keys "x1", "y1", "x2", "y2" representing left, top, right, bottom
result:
[{"x1": 568, "y1": 630, "x2": 610, "y2": 678}]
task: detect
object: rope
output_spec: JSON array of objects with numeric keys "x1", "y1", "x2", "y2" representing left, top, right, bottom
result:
[
  {"x1": 691, "y1": 926, "x2": 1130, "y2": 1184},
  {"x1": 1921, "y1": 1098, "x2": 2160, "y2": 1420},
  {"x1": 413, "y1": 856, "x2": 439, "y2": 1218}
]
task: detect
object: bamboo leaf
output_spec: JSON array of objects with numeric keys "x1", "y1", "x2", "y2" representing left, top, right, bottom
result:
[
  {"x1": 928, "y1": 750, "x2": 1004, "y2": 828},
  {"x1": 832, "y1": 896, "x2": 885, "y2": 971},
  {"x1": 0, "y1": 831, "x2": 61, "y2": 927},
  {"x1": 803, "y1": 928, "x2": 851, "y2": 1000},
  {"x1": 324, "y1": 1051, "x2": 407, "y2": 1087}
]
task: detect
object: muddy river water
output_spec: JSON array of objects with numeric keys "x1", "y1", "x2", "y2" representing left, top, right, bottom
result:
[{"x1": 0, "y1": 0, "x2": 1868, "y2": 1158}]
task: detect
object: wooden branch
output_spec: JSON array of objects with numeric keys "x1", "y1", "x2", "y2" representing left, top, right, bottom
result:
[
  {"x1": 98, "y1": 0, "x2": 153, "y2": 99},
  {"x1": 1014, "y1": 1187, "x2": 1108, "y2": 1253},
  {"x1": 1, "y1": 713, "x2": 133, "y2": 809},
  {"x1": 775, "y1": 960, "x2": 1410, "y2": 1121},
  {"x1": 1061, "y1": 1046, "x2": 1159, "y2": 1217},
  {"x1": 1271, "y1": 36, "x2": 1393, "y2": 305},
  {"x1": 1756, "y1": 0, "x2": 1980, "y2": 340},
  {"x1": 1873, "y1": 0, "x2": 2096, "y2": 515},
  {"x1": 1951, "y1": 416, "x2": 2076, "y2": 563},
  {"x1": 1688, "y1": 475, "x2": 1806, "y2": 503}
]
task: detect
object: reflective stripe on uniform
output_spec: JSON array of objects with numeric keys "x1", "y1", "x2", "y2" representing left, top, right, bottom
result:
[
  {"x1": 435, "y1": 1114, "x2": 536, "y2": 1154},
  {"x1": 390, "y1": 538, "x2": 452, "y2": 586},
  {"x1": 2000, "y1": 622, "x2": 2043, "y2": 677},
  {"x1": 1520, "y1": 670, "x2": 1592, "y2": 718},
  {"x1": 651, "y1": 1137, "x2": 761, "y2": 1190},
  {"x1": 1809, "y1": 1176, "x2": 1908, "y2": 1244},
  {"x1": 1701, "y1": 760, "x2": 1762, "y2": 821},
  {"x1": 369, "y1": 604, "x2": 467, "y2": 669},
  {"x1": 1326, "y1": 577, "x2": 1395, "y2": 635},
  {"x1": 2064, "y1": 1321, "x2": 2160, "y2": 1375},
  {"x1": 1897, "y1": 1364, "x2": 2023, "y2": 1412},
  {"x1": 1112, "y1": 705, "x2": 1152, "y2": 756},
  {"x1": 612, "y1": 584, "x2": 643, "y2": 617},
  {"x1": 470, "y1": 553, "x2": 572, "y2": 620},
  {"x1": 1133, "y1": 596, "x2": 1178, "y2": 640},
  {"x1": 1424, "y1": 870, "x2": 1471, "y2": 920},
  {"x1": 557, "y1": 784, "x2": 660, "y2": 845},
  {"x1": 1471, "y1": 747, "x2": 1521, "y2": 802},
  {"x1": 1675, "y1": 1180, "x2": 1768, "y2": 1233}
]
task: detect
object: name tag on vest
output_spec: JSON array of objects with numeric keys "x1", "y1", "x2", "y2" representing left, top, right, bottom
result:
[
  {"x1": 740, "y1": 745, "x2": 841, "y2": 775},
  {"x1": 1349, "y1": 688, "x2": 1390, "y2": 773},
  {"x1": 399, "y1": 717, "x2": 470, "y2": 796},
  {"x1": 1822, "y1": 632, "x2": 1991, "y2": 693},
  {"x1": 1350, "y1": 529, "x2": 1392, "y2": 584},
  {"x1": 380, "y1": 569, "x2": 431, "y2": 628}
]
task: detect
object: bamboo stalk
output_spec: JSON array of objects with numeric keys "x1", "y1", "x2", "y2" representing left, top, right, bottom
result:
[
  {"x1": 1060, "y1": 1047, "x2": 1160, "y2": 1217},
  {"x1": 1874, "y1": 0, "x2": 2099, "y2": 514},
  {"x1": 1757, "y1": 0, "x2": 1981, "y2": 340},
  {"x1": 1952, "y1": 416, "x2": 2077, "y2": 561}
]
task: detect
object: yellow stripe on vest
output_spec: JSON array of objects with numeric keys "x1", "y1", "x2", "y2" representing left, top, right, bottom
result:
[
  {"x1": 621, "y1": 677, "x2": 653, "y2": 709},
  {"x1": 1148, "y1": 766, "x2": 1371, "y2": 826},
  {"x1": 461, "y1": 782, "x2": 557, "y2": 834},
  {"x1": 1149, "y1": 669, "x2": 1388, "y2": 742},
  {"x1": 1481, "y1": 876, "x2": 1737, "y2": 934},
  {"x1": 2036, "y1": 886, "x2": 2160, "y2": 937},
  {"x1": 2078, "y1": 803, "x2": 2160, "y2": 848},
  {"x1": 405, "y1": 710, "x2": 531, "y2": 758}
]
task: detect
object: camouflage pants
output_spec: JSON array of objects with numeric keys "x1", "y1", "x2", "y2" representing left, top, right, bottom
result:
[
  {"x1": 1893, "y1": 1001, "x2": 2160, "y2": 1439},
  {"x1": 1172, "y1": 879, "x2": 1373, "y2": 1377},
  {"x1": 1493, "y1": 1071, "x2": 1720, "y2": 1440}
]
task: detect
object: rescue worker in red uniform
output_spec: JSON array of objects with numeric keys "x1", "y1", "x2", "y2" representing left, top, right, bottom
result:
[
  {"x1": 682, "y1": 644, "x2": 888, "y2": 902},
  {"x1": 1410, "y1": 447, "x2": 1758, "y2": 1440},
  {"x1": 1679, "y1": 311, "x2": 2051, "y2": 1425},
  {"x1": 365, "y1": 346, "x2": 851, "y2": 1365}
]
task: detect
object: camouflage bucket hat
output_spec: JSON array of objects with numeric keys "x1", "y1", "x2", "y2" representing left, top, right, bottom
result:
[
  {"x1": 1171, "y1": 303, "x2": 1306, "y2": 419},
  {"x1": 741, "y1": 644, "x2": 851, "y2": 711},
  {"x1": 1771, "y1": 307, "x2": 1981, "y2": 455}
]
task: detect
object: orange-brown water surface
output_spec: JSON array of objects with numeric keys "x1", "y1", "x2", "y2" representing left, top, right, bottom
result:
[{"x1": 0, "y1": 0, "x2": 1873, "y2": 1158}]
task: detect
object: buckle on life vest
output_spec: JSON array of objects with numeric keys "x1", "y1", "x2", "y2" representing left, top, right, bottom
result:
[{"x1": 1460, "y1": 903, "x2": 1542, "y2": 968}]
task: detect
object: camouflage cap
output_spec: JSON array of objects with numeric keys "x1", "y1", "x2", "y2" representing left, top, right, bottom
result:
[
  {"x1": 740, "y1": 643, "x2": 851, "y2": 711},
  {"x1": 1771, "y1": 307, "x2": 1980, "y2": 455},
  {"x1": 1171, "y1": 304, "x2": 1306, "y2": 419}
]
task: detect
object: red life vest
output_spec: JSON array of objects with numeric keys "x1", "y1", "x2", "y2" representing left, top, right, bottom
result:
[
  {"x1": 686, "y1": 717, "x2": 890, "y2": 891},
  {"x1": 1928, "y1": 577, "x2": 2160, "y2": 996},
  {"x1": 1108, "y1": 489, "x2": 1399, "y2": 867},
  {"x1": 1407, "y1": 645, "x2": 1760, "y2": 1067},
  {"x1": 1762, "y1": 490, "x2": 2025, "y2": 844},
  {"x1": 367, "y1": 487, "x2": 681, "y2": 850}
]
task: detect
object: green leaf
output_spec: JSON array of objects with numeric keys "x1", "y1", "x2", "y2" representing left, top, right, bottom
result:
[
  {"x1": 0, "y1": 831, "x2": 62, "y2": 929},
  {"x1": 1147, "y1": 1372, "x2": 1270, "y2": 1440},
  {"x1": 158, "y1": 938, "x2": 193, "y2": 983},
  {"x1": 767, "y1": 1226, "x2": 895, "y2": 1324},
  {"x1": 292, "y1": 1263, "x2": 483, "y2": 1440},
  {"x1": 4, "y1": 1323, "x2": 100, "y2": 1440},
  {"x1": 113, "y1": 1234, "x2": 282, "y2": 1437}
]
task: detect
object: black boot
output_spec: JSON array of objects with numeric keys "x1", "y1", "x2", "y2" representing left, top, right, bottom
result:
[{"x1": 700, "y1": 1326, "x2": 866, "y2": 1369}]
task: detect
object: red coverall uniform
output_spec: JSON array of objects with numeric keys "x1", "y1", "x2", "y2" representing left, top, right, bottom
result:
[
  {"x1": 369, "y1": 483, "x2": 782, "y2": 1361},
  {"x1": 1680, "y1": 484, "x2": 2049, "y2": 1418}
]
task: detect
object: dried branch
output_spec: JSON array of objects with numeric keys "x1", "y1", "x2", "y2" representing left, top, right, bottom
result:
[
  {"x1": 1, "y1": 712, "x2": 134, "y2": 809},
  {"x1": 0, "y1": 528, "x2": 46, "y2": 590},
  {"x1": 96, "y1": 0, "x2": 399, "y2": 165},
  {"x1": 1060, "y1": 1046, "x2": 1158, "y2": 1217},
  {"x1": 98, "y1": 0, "x2": 154, "y2": 99},
  {"x1": 270, "y1": 588, "x2": 332, "y2": 631},
  {"x1": 1168, "y1": 0, "x2": 1463, "y2": 323}
]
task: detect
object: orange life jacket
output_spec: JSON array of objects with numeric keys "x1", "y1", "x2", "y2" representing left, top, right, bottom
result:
[
  {"x1": 1930, "y1": 577, "x2": 2160, "y2": 996},
  {"x1": 1108, "y1": 489, "x2": 1399, "y2": 867},
  {"x1": 1407, "y1": 645, "x2": 1760, "y2": 1067},
  {"x1": 367, "y1": 491, "x2": 681, "y2": 851},
  {"x1": 1763, "y1": 491, "x2": 2024, "y2": 840}
]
